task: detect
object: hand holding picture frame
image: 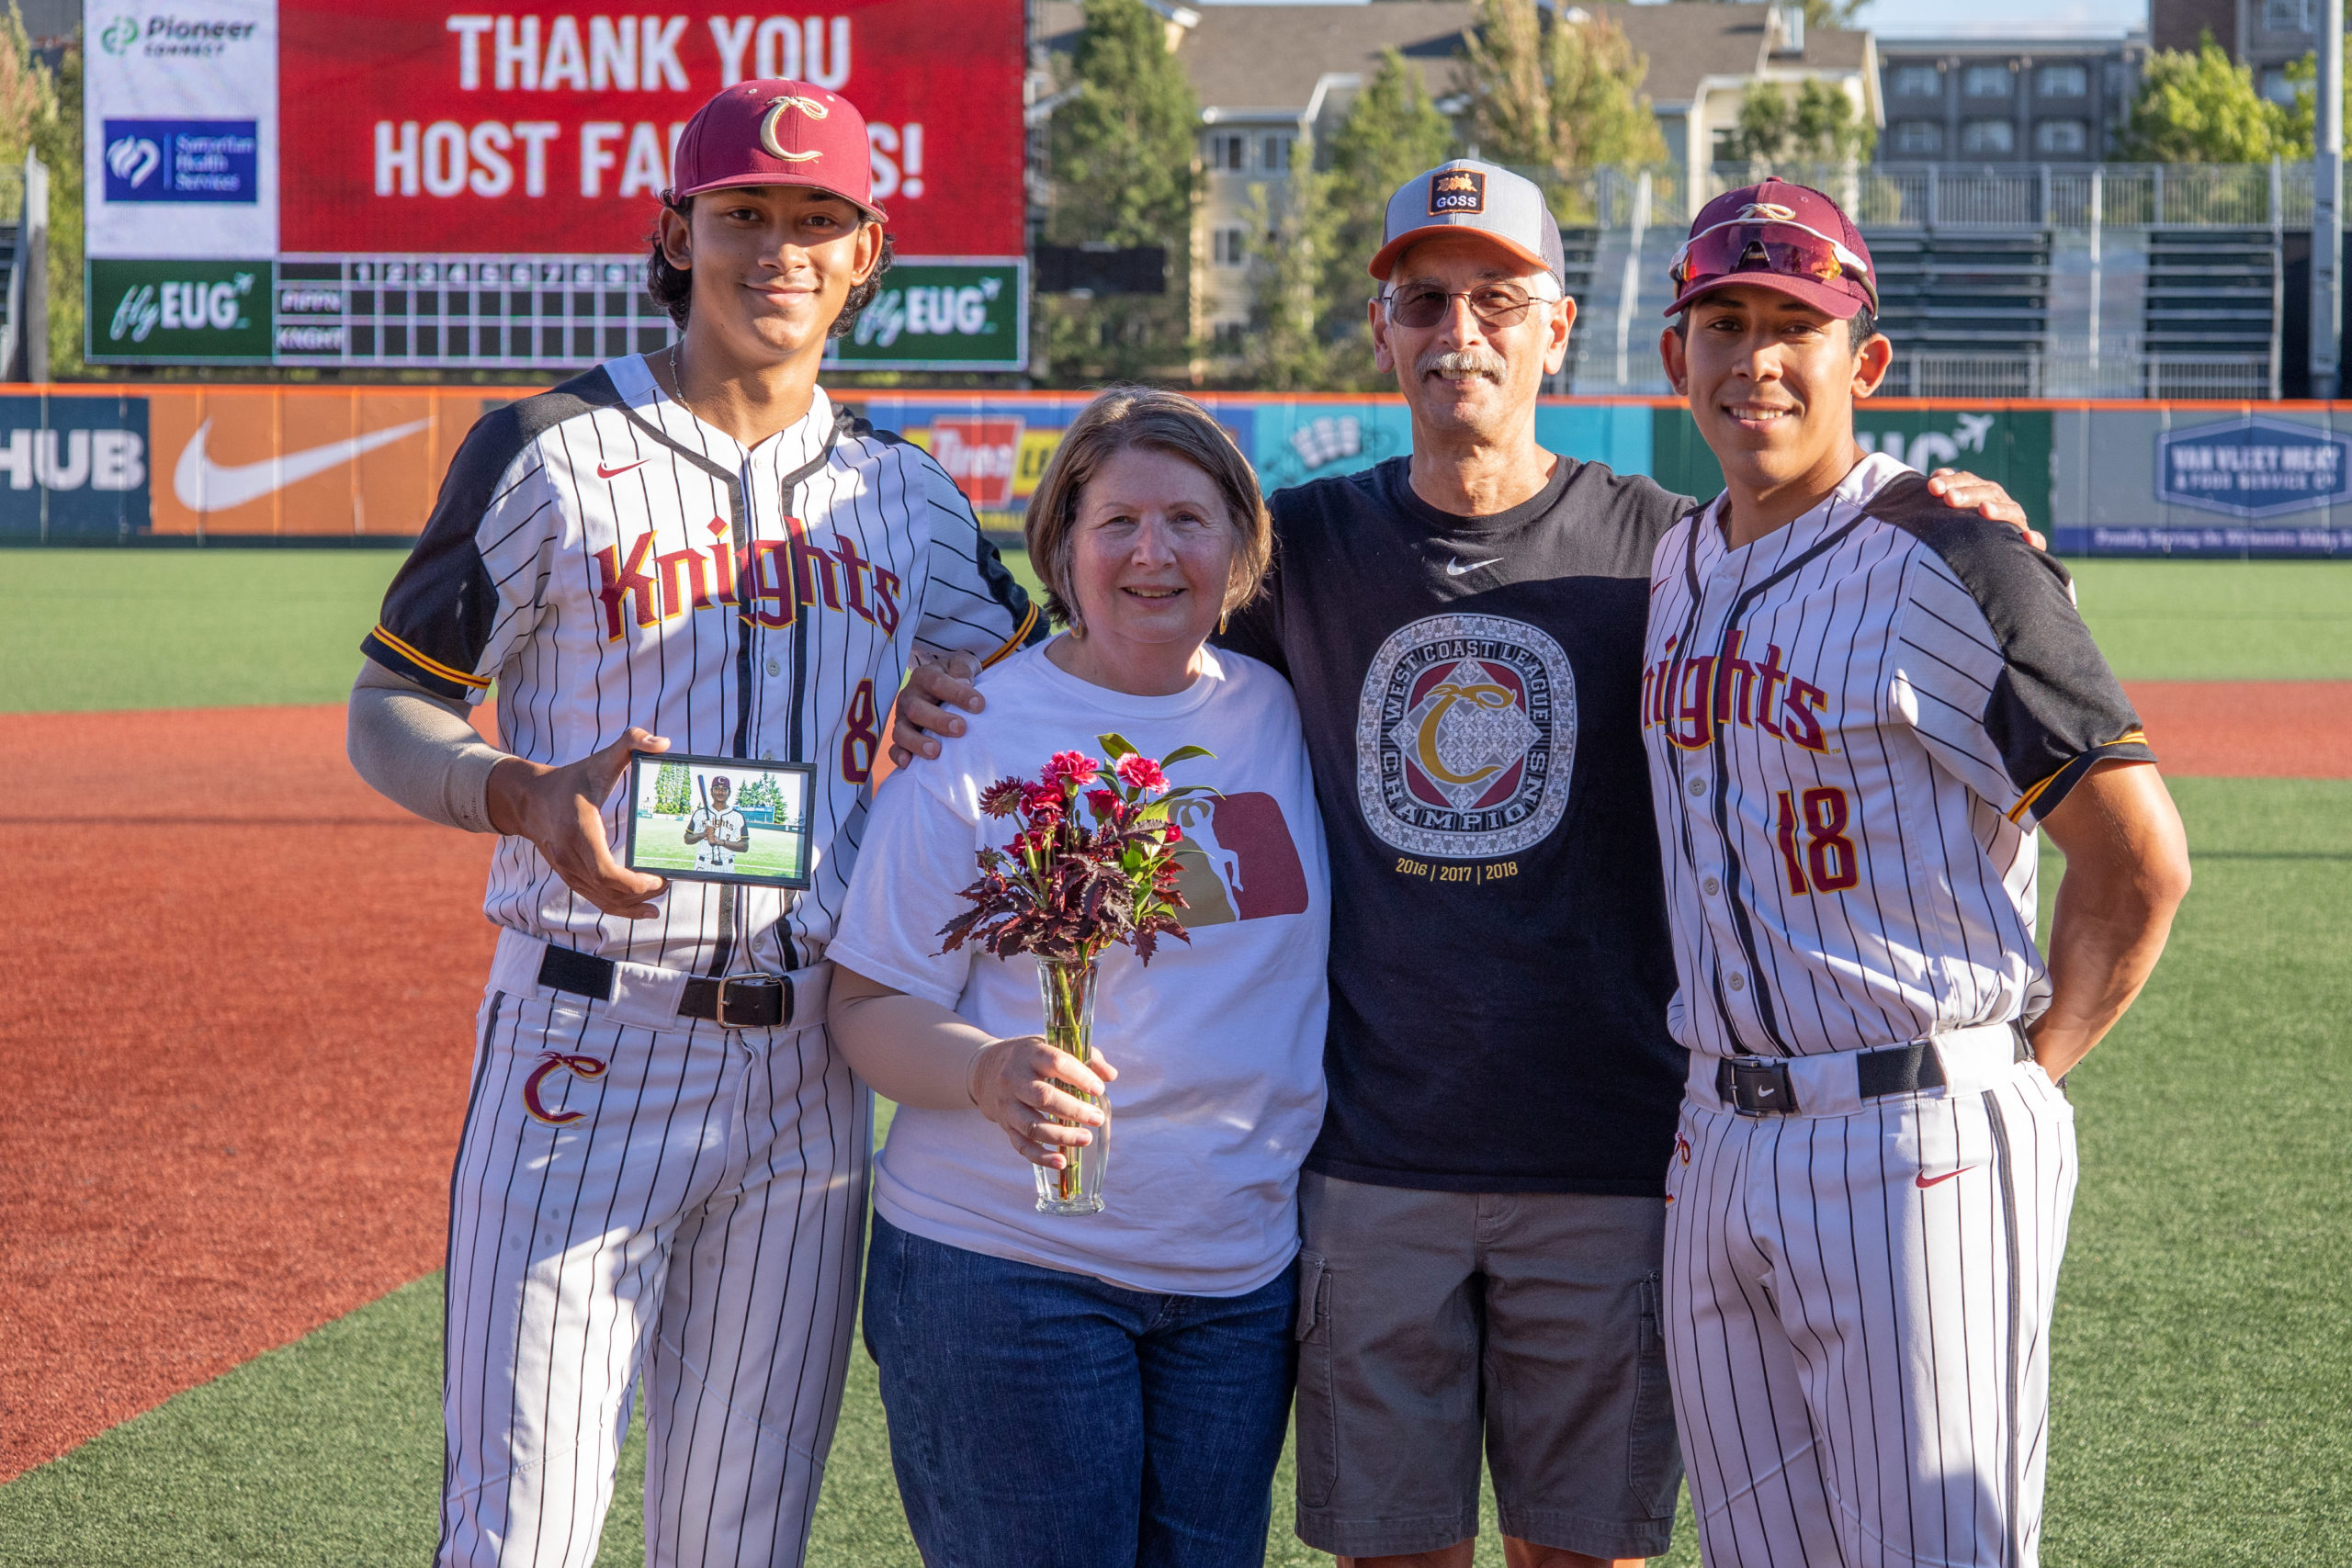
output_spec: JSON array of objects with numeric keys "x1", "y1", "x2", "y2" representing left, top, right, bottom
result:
[{"x1": 623, "y1": 752, "x2": 816, "y2": 890}]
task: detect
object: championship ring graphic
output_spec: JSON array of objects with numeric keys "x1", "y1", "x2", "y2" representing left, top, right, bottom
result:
[{"x1": 1356, "y1": 614, "x2": 1575, "y2": 858}]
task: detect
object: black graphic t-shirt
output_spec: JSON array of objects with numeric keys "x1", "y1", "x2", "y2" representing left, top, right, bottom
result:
[{"x1": 1217, "y1": 454, "x2": 1694, "y2": 1193}]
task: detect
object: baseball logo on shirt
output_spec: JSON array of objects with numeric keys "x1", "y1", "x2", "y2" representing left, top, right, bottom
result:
[{"x1": 1355, "y1": 613, "x2": 1576, "y2": 859}]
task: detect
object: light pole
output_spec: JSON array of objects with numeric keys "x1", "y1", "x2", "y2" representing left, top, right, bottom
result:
[{"x1": 2315, "y1": 0, "x2": 2344, "y2": 400}]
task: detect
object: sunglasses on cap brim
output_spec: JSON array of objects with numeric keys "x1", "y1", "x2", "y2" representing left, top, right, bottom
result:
[{"x1": 1668, "y1": 216, "x2": 1876, "y2": 310}]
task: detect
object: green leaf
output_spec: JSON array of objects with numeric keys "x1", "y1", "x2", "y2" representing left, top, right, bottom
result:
[
  {"x1": 1098, "y1": 731, "x2": 1139, "y2": 760},
  {"x1": 1158, "y1": 745, "x2": 1216, "y2": 767}
]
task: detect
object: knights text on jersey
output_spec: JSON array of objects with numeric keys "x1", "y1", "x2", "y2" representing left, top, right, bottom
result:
[
  {"x1": 362, "y1": 355, "x2": 1040, "y2": 976},
  {"x1": 1639, "y1": 453, "x2": 2155, "y2": 1060}
]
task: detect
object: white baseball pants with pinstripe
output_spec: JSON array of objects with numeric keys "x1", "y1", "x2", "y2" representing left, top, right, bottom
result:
[
  {"x1": 1663, "y1": 1055, "x2": 2076, "y2": 1568},
  {"x1": 437, "y1": 977, "x2": 870, "y2": 1568}
]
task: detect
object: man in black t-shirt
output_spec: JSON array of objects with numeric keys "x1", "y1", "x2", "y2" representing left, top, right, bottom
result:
[{"x1": 892, "y1": 161, "x2": 2031, "y2": 1568}]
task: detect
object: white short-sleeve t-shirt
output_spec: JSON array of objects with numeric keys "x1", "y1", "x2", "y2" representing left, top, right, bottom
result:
[{"x1": 830, "y1": 641, "x2": 1330, "y2": 1298}]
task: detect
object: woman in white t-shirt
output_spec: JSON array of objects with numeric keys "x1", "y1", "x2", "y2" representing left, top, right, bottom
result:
[{"x1": 828, "y1": 388, "x2": 1329, "y2": 1568}]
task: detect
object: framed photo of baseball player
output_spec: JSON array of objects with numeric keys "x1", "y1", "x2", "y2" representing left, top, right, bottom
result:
[{"x1": 623, "y1": 753, "x2": 816, "y2": 890}]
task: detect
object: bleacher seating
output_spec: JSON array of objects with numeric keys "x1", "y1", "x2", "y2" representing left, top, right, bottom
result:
[
  {"x1": 1556, "y1": 227, "x2": 1599, "y2": 386},
  {"x1": 1866, "y1": 230, "x2": 2051, "y2": 356},
  {"x1": 2141, "y1": 228, "x2": 2278, "y2": 361}
]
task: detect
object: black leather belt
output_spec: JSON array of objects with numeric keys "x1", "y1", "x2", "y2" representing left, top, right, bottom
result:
[
  {"x1": 1715, "y1": 1030, "x2": 2031, "y2": 1116},
  {"x1": 537, "y1": 944, "x2": 791, "y2": 1030}
]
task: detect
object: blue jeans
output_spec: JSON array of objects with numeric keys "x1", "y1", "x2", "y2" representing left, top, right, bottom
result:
[{"x1": 863, "y1": 1214, "x2": 1297, "y2": 1568}]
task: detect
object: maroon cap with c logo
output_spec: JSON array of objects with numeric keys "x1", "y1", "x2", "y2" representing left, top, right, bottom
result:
[{"x1": 668, "y1": 80, "x2": 886, "y2": 222}]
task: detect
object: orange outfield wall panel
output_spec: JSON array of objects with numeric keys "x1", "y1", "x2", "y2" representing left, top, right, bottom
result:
[{"x1": 141, "y1": 386, "x2": 527, "y2": 537}]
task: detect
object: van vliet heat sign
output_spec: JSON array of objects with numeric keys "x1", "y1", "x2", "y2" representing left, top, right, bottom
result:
[{"x1": 2156, "y1": 416, "x2": 2352, "y2": 518}]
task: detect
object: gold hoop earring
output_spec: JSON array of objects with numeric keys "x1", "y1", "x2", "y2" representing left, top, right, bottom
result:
[{"x1": 1218, "y1": 610, "x2": 1228, "y2": 635}]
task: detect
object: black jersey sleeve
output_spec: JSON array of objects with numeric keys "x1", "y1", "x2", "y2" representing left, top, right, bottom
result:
[
  {"x1": 361, "y1": 371, "x2": 619, "y2": 703},
  {"x1": 1871, "y1": 474, "x2": 2156, "y2": 822}
]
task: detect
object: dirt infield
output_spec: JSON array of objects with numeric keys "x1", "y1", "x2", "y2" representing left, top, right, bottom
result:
[
  {"x1": 2, "y1": 679, "x2": 2344, "y2": 1483},
  {"x1": 2123, "y1": 682, "x2": 2352, "y2": 779},
  {"x1": 0, "y1": 705, "x2": 493, "y2": 1481}
]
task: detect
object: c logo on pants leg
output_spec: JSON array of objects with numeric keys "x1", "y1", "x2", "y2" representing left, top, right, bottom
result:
[{"x1": 523, "y1": 1052, "x2": 609, "y2": 1125}]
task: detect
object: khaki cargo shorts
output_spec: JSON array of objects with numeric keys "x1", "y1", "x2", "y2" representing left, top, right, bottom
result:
[{"x1": 1291, "y1": 1171, "x2": 1682, "y2": 1561}]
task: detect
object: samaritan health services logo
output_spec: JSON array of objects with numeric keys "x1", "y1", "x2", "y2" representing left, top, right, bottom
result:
[{"x1": 1355, "y1": 613, "x2": 1575, "y2": 859}]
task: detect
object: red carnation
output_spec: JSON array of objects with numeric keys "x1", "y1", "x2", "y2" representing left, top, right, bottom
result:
[
  {"x1": 1086, "y1": 788, "x2": 1121, "y2": 819},
  {"x1": 1046, "y1": 750, "x2": 1102, "y2": 788},
  {"x1": 1163, "y1": 822, "x2": 1182, "y2": 843},
  {"x1": 1114, "y1": 753, "x2": 1168, "y2": 794},
  {"x1": 1023, "y1": 784, "x2": 1065, "y2": 818}
]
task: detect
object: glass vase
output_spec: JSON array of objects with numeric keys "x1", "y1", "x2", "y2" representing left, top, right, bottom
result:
[{"x1": 1034, "y1": 956, "x2": 1107, "y2": 1215}]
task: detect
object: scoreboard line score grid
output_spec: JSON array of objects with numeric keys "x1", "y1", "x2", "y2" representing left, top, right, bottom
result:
[{"x1": 273, "y1": 255, "x2": 677, "y2": 370}]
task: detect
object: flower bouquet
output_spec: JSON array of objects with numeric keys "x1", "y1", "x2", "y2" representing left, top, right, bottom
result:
[{"x1": 938, "y1": 735, "x2": 1212, "y2": 1214}]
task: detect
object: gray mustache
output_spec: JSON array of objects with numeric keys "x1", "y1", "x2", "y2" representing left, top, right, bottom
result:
[{"x1": 1418, "y1": 348, "x2": 1509, "y2": 380}]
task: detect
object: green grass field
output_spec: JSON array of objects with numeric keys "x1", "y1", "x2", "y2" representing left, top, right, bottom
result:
[
  {"x1": 3, "y1": 550, "x2": 2345, "y2": 714},
  {"x1": 3, "y1": 546, "x2": 2347, "y2": 1567},
  {"x1": 629, "y1": 815, "x2": 806, "y2": 881}
]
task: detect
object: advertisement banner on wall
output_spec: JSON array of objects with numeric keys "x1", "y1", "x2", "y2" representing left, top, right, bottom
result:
[
  {"x1": 2053, "y1": 407, "x2": 2352, "y2": 555},
  {"x1": 0, "y1": 395, "x2": 153, "y2": 540},
  {"x1": 84, "y1": 0, "x2": 278, "y2": 259},
  {"x1": 856, "y1": 397, "x2": 1657, "y2": 539},
  {"x1": 82, "y1": 0, "x2": 1030, "y2": 370},
  {"x1": 1651, "y1": 404, "x2": 2056, "y2": 523},
  {"x1": 828, "y1": 260, "x2": 1027, "y2": 372},
  {"x1": 85, "y1": 258, "x2": 275, "y2": 365}
]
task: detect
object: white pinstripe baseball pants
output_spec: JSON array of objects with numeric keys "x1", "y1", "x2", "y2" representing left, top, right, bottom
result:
[
  {"x1": 1663, "y1": 1063, "x2": 2077, "y2": 1568},
  {"x1": 437, "y1": 984, "x2": 871, "y2": 1568}
]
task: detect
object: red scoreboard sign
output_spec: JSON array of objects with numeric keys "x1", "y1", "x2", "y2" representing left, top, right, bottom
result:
[{"x1": 276, "y1": 1, "x2": 1026, "y2": 257}]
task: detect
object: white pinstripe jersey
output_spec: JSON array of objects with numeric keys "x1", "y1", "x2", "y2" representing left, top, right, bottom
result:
[
  {"x1": 1639, "y1": 454, "x2": 2154, "y2": 1062},
  {"x1": 364, "y1": 354, "x2": 1041, "y2": 976}
]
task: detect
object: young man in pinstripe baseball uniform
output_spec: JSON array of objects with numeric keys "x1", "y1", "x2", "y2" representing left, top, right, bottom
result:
[
  {"x1": 1645, "y1": 179, "x2": 2192, "y2": 1566},
  {"x1": 345, "y1": 81, "x2": 1040, "y2": 1568}
]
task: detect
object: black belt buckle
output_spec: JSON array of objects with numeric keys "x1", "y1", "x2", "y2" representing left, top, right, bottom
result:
[
  {"x1": 1726, "y1": 1057, "x2": 1800, "y2": 1116},
  {"x1": 710, "y1": 973, "x2": 786, "y2": 1030}
]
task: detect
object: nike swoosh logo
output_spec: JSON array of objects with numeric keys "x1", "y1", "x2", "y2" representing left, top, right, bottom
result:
[
  {"x1": 1916, "y1": 1167, "x2": 1975, "y2": 1189},
  {"x1": 173, "y1": 418, "x2": 433, "y2": 513},
  {"x1": 1445, "y1": 557, "x2": 1503, "y2": 577},
  {"x1": 596, "y1": 459, "x2": 649, "y2": 479}
]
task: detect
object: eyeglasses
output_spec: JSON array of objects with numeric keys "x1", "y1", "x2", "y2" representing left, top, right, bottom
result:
[
  {"x1": 1379, "y1": 282, "x2": 1554, "y2": 330},
  {"x1": 1668, "y1": 216, "x2": 1876, "y2": 310}
]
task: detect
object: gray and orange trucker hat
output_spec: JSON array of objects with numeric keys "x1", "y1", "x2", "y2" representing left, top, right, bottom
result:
[{"x1": 1371, "y1": 159, "x2": 1566, "y2": 288}]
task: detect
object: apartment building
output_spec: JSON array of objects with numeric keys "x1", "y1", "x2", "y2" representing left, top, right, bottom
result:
[
  {"x1": 2153, "y1": 0, "x2": 2324, "y2": 107},
  {"x1": 1877, "y1": 35, "x2": 2148, "y2": 162}
]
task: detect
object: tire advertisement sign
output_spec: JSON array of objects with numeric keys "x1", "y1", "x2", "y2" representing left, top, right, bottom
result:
[{"x1": 81, "y1": 0, "x2": 1028, "y2": 370}]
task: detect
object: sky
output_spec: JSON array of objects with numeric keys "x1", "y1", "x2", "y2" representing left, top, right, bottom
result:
[{"x1": 1193, "y1": 0, "x2": 2152, "y2": 41}]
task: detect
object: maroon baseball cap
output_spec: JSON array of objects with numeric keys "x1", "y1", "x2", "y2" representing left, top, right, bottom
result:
[
  {"x1": 1664, "y1": 178, "x2": 1875, "y2": 319},
  {"x1": 668, "y1": 80, "x2": 887, "y2": 223}
]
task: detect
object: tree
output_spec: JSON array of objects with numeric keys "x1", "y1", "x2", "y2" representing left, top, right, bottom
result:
[
  {"x1": 652, "y1": 761, "x2": 692, "y2": 816},
  {"x1": 1244, "y1": 48, "x2": 1455, "y2": 390},
  {"x1": 1721, "y1": 79, "x2": 1876, "y2": 168},
  {"x1": 1462, "y1": 0, "x2": 1667, "y2": 180},
  {"x1": 1039, "y1": 0, "x2": 1201, "y2": 383},
  {"x1": 2118, "y1": 35, "x2": 2295, "y2": 163},
  {"x1": 0, "y1": 11, "x2": 82, "y2": 376}
]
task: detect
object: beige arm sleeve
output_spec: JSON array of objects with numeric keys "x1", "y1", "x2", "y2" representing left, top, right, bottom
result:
[{"x1": 346, "y1": 660, "x2": 506, "y2": 834}]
